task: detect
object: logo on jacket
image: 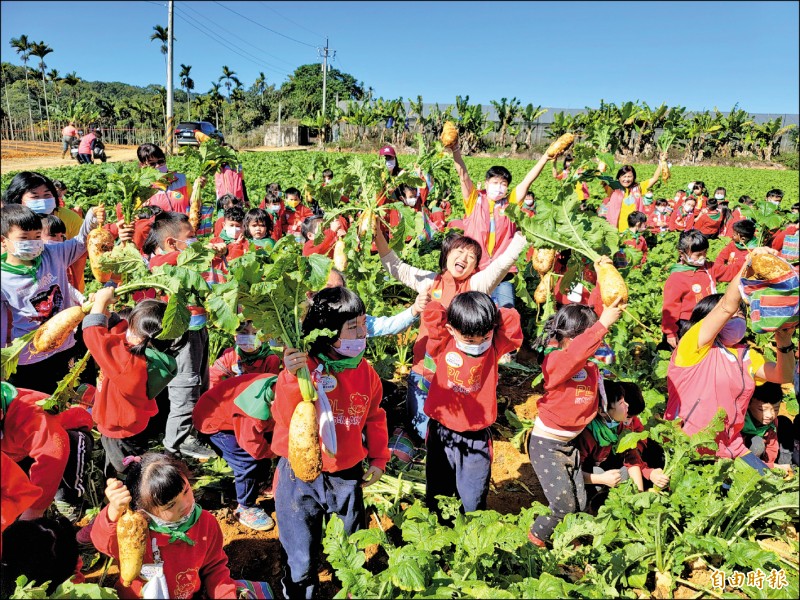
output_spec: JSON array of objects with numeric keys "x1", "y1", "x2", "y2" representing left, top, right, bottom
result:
[
  {"x1": 432, "y1": 288, "x2": 443, "y2": 300},
  {"x1": 445, "y1": 352, "x2": 463, "y2": 368},
  {"x1": 321, "y1": 374, "x2": 337, "y2": 393},
  {"x1": 571, "y1": 369, "x2": 588, "y2": 382},
  {"x1": 692, "y1": 284, "x2": 702, "y2": 293}
]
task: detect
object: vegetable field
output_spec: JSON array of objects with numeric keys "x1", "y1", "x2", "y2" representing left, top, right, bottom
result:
[{"x1": 2, "y1": 142, "x2": 798, "y2": 600}]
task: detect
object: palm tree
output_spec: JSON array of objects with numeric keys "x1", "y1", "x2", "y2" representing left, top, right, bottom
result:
[
  {"x1": 179, "y1": 64, "x2": 194, "y2": 120},
  {"x1": 150, "y1": 24, "x2": 174, "y2": 77},
  {"x1": 1, "y1": 62, "x2": 15, "y2": 139},
  {"x1": 62, "y1": 71, "x2": 81, "y2": 101},
  {"x1": 47, "y1": 68, "x2": 60, "y2": 105},
  {"x1": 9, "y1": 34, "x2": 35, "y2": 137},
  {"x1": 29, "y1": 41, "x2": 54, "y2": 140},
  {"x1": 208, "y1": 83, "x2": 224, "y2": 129},
  {"x1": 218, "y1": 66, "x2": 240, "y2": 100}
]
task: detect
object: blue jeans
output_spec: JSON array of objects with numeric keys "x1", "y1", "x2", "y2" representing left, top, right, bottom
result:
[
  {"x1": 274, "y1": 458, "x2": 364, "y2": 596},
  {"x1": 406, "y1": 370, "x2": 429, "y2": 441},
  {"x1": 209, "y1": 431, "x2": 272, "y2": 507},
  {"x1": 491, "y1": 279, "x2": 515, "y2": 309}
]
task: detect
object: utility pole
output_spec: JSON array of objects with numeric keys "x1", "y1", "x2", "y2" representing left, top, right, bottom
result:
[
  {"x1": 317, "y1": 38, "x2": 335, "y2": 142},
  {"x1": 165, "y1": 0, "x2": 175, "y2": 155}
]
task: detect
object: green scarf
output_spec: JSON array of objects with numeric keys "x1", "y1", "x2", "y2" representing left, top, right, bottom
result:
[
  {"x1": 236, "y1": 343, "x2": 273, "y2": 364},
  {"x1": 147, "y1": 503, "x2": 202, "y2": 545},
  {"x1": 1, "y1": 253, "x2": 42, "y2": 280},
  {"x1": 233, "y1": 375, "x2": 277, "y2": 421},
  {"x1": 670, "y1": 262, "x2": 701, "y2": 274},
  {"x1": 144, "y1": 347, "x2": 178, "y2": 399},
  {"x1": 1, "y1": 382, "x2": 17, "y2": 415},
  {"x1": 586, "y1": 416, "x2": 620, "y2": 448},
  {"x1": 734, "y1": 239, "x2": 758, "y2": 251},
  {"x1": 316, "y1": 350, "x2": 364, "y2": 374},
  {"x1": 741, "y1": 412, "x2": 776, "y2": 438}
]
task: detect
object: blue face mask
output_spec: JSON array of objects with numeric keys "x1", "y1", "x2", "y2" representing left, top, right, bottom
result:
[
  {"x1": 24, "y1": 197, "x2": 56, "y2": 215},
  {"x1": 717, "y1": 317, "x2": 746, "y2": 347}
]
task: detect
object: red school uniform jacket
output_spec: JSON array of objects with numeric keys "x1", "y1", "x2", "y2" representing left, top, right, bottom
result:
[
  {"x1": 660, "y1": 263, "x2": 717, "y2": 339},
  {"x1": 422, "y1": 302, "x2": 523, "y2": 432},
  {"x1": 648, "y1": 207, "x2": 672, "y2": 233},
  {"x1": 668, "y1": 207, "x2": 695, "y2": 232},
  {"x1": 576, "y1": 415, "x2": 652, "y2": 478},
  {"x1": 272, "y1": 357, "x2": 390, "y2": 473},
  {"x1": 91, "y1": 506, "x2": 238, "y2": 600},
  {"x1": 693, "y1": 209, "x2": 724, "y2": 236},
  {"x1": 712, "y1": 239, "x2": 755, "y2": 283},
  {"x1": 209, "y1": 347, "x2": 281, "y2": 388},
  {"x1": 83, "y1": 318, "x2": 157, "y2": 438},
  {"x1": 194, "y1": 373, "x2": 278, "y2": 460},
  {"x1": 283, "y1": 204, "x2": 315, "y2": 239},
  {"x1": 536, "y1": 321, "x2": 609, "y2": 436},
  {"x1": 0, "y1": 388, "x2": 70, "y2": 514},
  {"x1": 1, "y1": 450, "x2": 42, "y2": 536}
]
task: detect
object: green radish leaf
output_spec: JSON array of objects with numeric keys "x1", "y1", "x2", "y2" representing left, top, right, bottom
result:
[
  {"x1": 1, "y1": 331, "x2": 36, "y2": 381},
  {"x1": 204, "y1": 281, "x2": 241, "y2": 335},
  {"x1": 157, "y1": 293, "x2": 192, "y2": 340}
]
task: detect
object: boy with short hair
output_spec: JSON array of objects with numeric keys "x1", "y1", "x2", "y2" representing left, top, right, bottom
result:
[
  {"x1": 668, "y1": 196, "x2": 696, "y2": 232},
  {"x1": 713, "y1": 219, "x2": 758, "y2": 282},
  {"x1": 1, "y1": 204, "x2": 98, "y2": 393},
  {"x1": 282, "y1": 187, "x2": 315, "y2": 241},
  {"x1": 693, "y1": 196, "x2": 724, "y2": 238},
  {"x1": 301, "y1": 216, "x2": 344, "y2": 258},
  {"x1": 766, "y1": 188, "x2": 784, "y2": 207},
  {"x1": 648, "y1": 198, "x2": 672, "y2": 233},
  {"x1": 661, "y1": 229, "x2": 718, "y2": 349},
  {"x1": 614, "y1": 211, "x2": 649, "y2": 269},
  {"x1": 743, "y1": 382, "x2": 793, "y2": 473},
  {"x1": 422, "y1": 291, "x2": 523, "y2": 516}
]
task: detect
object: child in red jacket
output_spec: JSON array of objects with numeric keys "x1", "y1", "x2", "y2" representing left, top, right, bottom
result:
[
  {"x1": 301, "y1": 215, "x2": 346, "y2": 258},
  {"x1": 209, "y1": 320, "x2": 281, "y2": 388},
  {"x1": 527, "y1": 278, "x2": 624, "y2": 548},
  {"x1": 0, "y1": 382, "x2": 93, "y2": 522},
  {"x1": 713, "y1": 219, "x2": 757, "y2": 283},
  {"x1": 662, "y1": 230, "x2": 719, "y2": 349},
  {"x1": 668, "y1": 196, "x2": 696, "y2": 231},
  {"x1": 648, "y1": 198, "x2": 672, "y2": 233},
  {"x1": 613, "y1": 211, "x2": 648, "y2": 269},
  {"x1": 577, "y1": 380, "x2": 669, "y2": 511},
  {"x1": 422, "y1": 292, "x2": 523, "y2": 516},
  {"x1": 208, "y1": 206, "x2": 249, "y2": 280},
  {"x1": 82, "y1": 286, "x2": 177, "y2": 477},
  {"x1": 282, "y1": 187, "x2": 315, "y2": 241},
  {"x1": 194, "y1": 373, "x2": 278, "y2": 531},
  {"x1": 275, "y1": 286, "x2": 389, "y2": 598},
  {"x1": 742, "y1": 382, "x2": 794, "y2": 473},
  {"x1": 693, "y1": 196, "x2": 725, "y2": 239},
  {"x1": 91, "y1": 452, "x2": 267, "y2": 599}
]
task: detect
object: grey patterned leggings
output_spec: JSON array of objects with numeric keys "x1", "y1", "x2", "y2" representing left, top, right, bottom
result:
[{"x1": 527, "y1": 433, "x2": 587, "y2": 542}]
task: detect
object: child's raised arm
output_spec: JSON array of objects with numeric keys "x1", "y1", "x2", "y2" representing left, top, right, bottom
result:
[{"x1": 513, "y1": 154, "x2": 552, "y2": 203}]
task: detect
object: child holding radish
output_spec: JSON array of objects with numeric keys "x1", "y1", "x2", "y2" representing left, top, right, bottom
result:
[
  {"x1": 274, "y1": 286, "x2": 390, "y2": 599},
  {"x1": 208, "y1": 320, "x2": 281, "y2": 388},
  {"x1": 713, "y1": 219, "x2": 758, "y2": 282},
  {"x1": 374, "y1": 224, "x2": 528, "y2": 440},
  {"x1": 422, "y1": 291, "x2": 523, "y2": 516},
  {"x1": 526, "y1": 270, "x2": 624, "y2": 548},
  {"x1": 282, "y1": 187, "x2": 315, "y2": 242},
  {"x1": 82, "y1": 286, "x2": 177, "y2": 477},
  {"x1": 1, "y1": 204, "x2": 99, "y2": 394}
]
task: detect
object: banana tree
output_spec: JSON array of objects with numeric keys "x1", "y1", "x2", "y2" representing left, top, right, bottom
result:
[
  {"x1": 520, "y1": 103, "x2": 548, "y2": 152},
  {"x1": 632, "y1": 102, "x2": 668, "y2": 157},
  {"x1": 408, "y1": 95, "x2": 425, "y2": 136},
  {"x1": 683, "y1": 112, "x2": 722, "y2": 164},
  {"x1": 547, "y1": 111, "x2": 579, "y2": 139},
  {"x1": 752, "y1": 117, "x2": 796, "y2": 162},
  {"x1": 490, "y1": 96, "x2": 521, "y2": 149},
  {"x1": 713, "y1": 104, "x2": 754, "y2": 157}
]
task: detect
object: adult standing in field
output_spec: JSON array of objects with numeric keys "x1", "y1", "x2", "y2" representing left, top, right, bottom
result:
[
  {"x1": 665, "y1": 249, "x2": 796, "y2": 472},
  {"x1": 76, "y1": 128, "x2": 101, "y2": 165},
  {"x1": 136, "y1": 143, "x2": 204, "y2": 214},
  {"x1": 60, "y1": 122, "x2": 78, "y2": 159},
  {"x1": 447, "y1": 139, "x2": 552, "y2": 309},
  {"x1": 598, "y1": 155, "x2": 667, "y2": 232}
]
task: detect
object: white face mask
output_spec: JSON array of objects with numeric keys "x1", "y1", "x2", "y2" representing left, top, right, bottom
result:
[
  {"x1": 385, "y1": 159, "x2": 396, "y2": 170},
  {"x1": 144, "y1": 502, "x2": 196, "y2": 528},
  {"x1": 179, "y1": 237, "x2": 198, "y2": 251},
  {"x1": 336, "y1": 337, "x2": 366, "y2": 358},
  {"x1": 403, "y1": 196, "x2": 417, "y2": 207},
  {"x1": 714, "y1": 194, "x2": 725, "y2": 200},
  {"x1": 684, "y1": 254, "x2": 706, "y2": 267},
  {"x1": 225, "y1": 226, "x2": 242, "y2": 238},
  {"x1": 236, "y1": 333, "x2": 261, "y2": 353},
  {"x1": 456, "y1": 338, "x2": 491, "y2": 356},
  {"x1": 486, "y1": 184, "x2": 506, "y2": 201},
  {"x1": 523, "y1": 198, "x2": 535, "y2": 206},
  {"x1": 9, "y1": 239, "x2": 44, "y2": 261}
]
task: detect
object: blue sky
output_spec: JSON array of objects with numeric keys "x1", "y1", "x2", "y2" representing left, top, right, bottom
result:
[{"x1": 1, "y1": 0, "x2": 798, "y2": 114}]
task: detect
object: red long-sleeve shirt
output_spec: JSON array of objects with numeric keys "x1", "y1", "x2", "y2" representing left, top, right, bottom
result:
[
  {"x1": 661, "y1": 264, "x2": 717, "y2": 338},
  {"x1": 712, "y1": 240, "x2": 750, "y2": 283},
  {"x1": 693, "y1": 209, "x2": 724, "y2": 236},
  {"x1": 194, "y1": 373, "x2": 277, "y2": 460},
  {"x1": 576, "y1": 415, "x2": 653, "y2": 479},
  {"x1": 668, "y1": 207, "x2": 695, "y2": 232},
  {"x1": 283, "y1": 205, "x2": 315, "y2": 239},
  {"x1": 1, "y1": 450, "x2": 42, "y2": 537},
  {"x1": 303, "y1": 229, "x2": 338, "y2": 258},
  {"x1": 83, "y1": 318, "x2": 157, "y2": 438},
  {"x1": 272, "y1": 357, "x2": 390, "y2": 473},
  {"x1": 422, "y1": 302, "x2": 523, "y2": 431},
  {"x1": 536, "y1": 321, "x2": 608, "y2": 435},
  {"x1": 91, "y1": 505, "x2": 238, "y2": 599},
  {"x1": 208, "y1": 347, "x2": 281, "y2": 389}
]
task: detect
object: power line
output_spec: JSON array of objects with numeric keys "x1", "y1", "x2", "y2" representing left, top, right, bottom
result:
[
  {"x1": 173, "y1": 5, "x2": 290, "y2": 78},
  {"x1": 258, "y1": 1, "x2": 326, "y2": 41},
  {"x1": 212, "y1": 1, "x2": 317, "y2": 48},
  {"x1": 180, "y1": 2, "x2": 296, "y2": 70}
]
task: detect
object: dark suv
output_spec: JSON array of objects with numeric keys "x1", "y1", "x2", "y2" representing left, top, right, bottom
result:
[{"x1": 174, "y1": 121, "x2": 225, "y2": 146}]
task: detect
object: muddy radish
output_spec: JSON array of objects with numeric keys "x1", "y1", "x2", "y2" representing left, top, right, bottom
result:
[{"x1": 117, "y1": 507, "x2": 148, "y2": 587}]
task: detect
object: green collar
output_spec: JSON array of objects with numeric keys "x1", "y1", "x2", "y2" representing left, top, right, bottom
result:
[
  {"x1": 316, "y1": 351, "x2": 364, "y2": 373},
  {"x1": 741, "y1": 411, "x2": 776, "y2": 438},
  {"x1": 147, "y1": 503, "x2": 202, "y2": 545},
  {"x1": 586, "y1": 416, "x2": 620, "y2": 447},
  {"x1": 670, "y1": 262, "x2": 702, "y2": 274},
  {"x1": 144, "y1": 347, "x2": 178, "y2": 399},
  {"x1": 734, "y1": 239, "x2": 758, "y2": 251},
  {"x1": 236, "y1": 343, "x2": 273, "y2": 363},
  {"x1": 233, "y1": 375, "x2": 277, "y2": 421},
  {"x1": 1, "y1": 253, "x2": 42, "y2": 279}
]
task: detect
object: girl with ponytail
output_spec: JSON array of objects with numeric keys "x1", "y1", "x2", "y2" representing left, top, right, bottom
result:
[{"x1": 82, "y1": 287, "x2": 177, "y2": 478}]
